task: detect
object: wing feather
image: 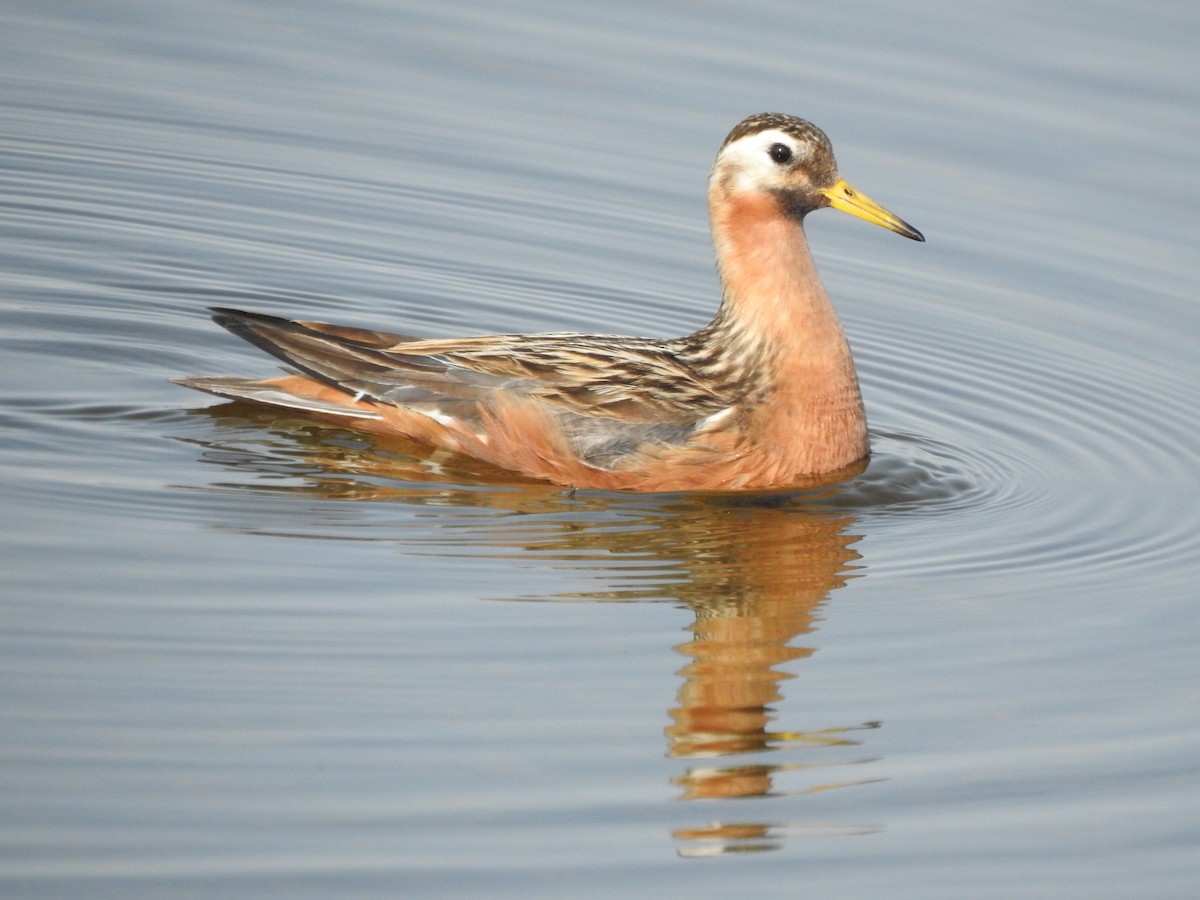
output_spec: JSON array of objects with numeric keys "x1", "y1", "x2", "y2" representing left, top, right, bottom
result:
[{"x1": 205, "y1": 308, "x2": 732, "y2": 423}]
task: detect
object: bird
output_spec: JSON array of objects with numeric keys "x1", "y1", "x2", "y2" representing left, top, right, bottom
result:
[{"x1": 176, "y1": 113, "x2": 923, "y2": 493}]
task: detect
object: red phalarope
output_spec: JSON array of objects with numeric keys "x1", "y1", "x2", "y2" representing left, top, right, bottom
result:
[{"x1": 177, "y1": 113, "x2": 923, "y2": 492}]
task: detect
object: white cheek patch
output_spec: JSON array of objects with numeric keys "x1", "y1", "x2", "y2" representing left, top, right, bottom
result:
[{"x1": 715, "y1": 129, "x2": 809, "y2": 194}]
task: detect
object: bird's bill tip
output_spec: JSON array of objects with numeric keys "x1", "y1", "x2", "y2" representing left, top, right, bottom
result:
[{"x1": 820, "y1": 179, "x2": 924, "y2": 242}]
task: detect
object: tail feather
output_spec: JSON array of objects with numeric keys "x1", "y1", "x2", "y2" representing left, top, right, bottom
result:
[
  {"x1": 204, "y1": 308, "x2": 509, "y2": 406},
  {"x1": 208, "y1": 308, "x2": 409, "y2": 399},
  {"x1": 178, "y1": 308, "x2": 508, "y2": 425},
  {"x1": 172, "y1": 375, "x2": 384, "y2": 419}
]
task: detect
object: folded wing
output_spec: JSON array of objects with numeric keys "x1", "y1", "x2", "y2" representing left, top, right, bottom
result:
[{"x1": 176, "y1": 307, "x2": 736, "y2": 469}]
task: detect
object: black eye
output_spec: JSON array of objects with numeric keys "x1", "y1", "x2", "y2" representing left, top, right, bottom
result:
[{"x1": 769, "y1": 142, "x2": 792, "y2": 164}]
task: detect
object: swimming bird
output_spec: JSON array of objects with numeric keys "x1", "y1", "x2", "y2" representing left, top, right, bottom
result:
[{"x1": 177, "y1": 113, "x2": 923, "y2": 492}]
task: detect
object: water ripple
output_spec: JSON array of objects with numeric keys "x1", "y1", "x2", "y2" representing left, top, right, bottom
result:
[{"x1": 845, "y1": 303, "x2": 1198, "y2": 586}]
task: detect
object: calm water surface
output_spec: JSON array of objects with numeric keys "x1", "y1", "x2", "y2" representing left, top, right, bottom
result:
[{"x1": 3, "y1": 1, "x2": 1199, "y2": 897}]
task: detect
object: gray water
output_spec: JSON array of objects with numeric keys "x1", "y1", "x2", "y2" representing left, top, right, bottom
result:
[{"x1": 3, "y1": 1, "x2": 1199, "y2": 897}]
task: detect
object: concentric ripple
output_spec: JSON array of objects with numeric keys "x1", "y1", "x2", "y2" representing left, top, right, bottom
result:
[{"x1": 839, "y1": 292, "x2": 1200, "y2": 589}]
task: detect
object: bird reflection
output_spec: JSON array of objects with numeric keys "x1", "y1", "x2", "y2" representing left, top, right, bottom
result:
[
  {"x1": 649, "y1": 494, "x2": 883, "y2": 854},
  {"x1": 180, "y1": 403, "x2": 884, "y2": 854}
]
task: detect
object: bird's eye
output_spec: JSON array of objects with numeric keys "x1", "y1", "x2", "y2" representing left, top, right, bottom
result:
[{"x1": 769, "y1": 142, "x2": 793, "y2": 164}]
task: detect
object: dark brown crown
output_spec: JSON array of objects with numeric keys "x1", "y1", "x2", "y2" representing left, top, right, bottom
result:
[{"x1": 720, "y1": 113, "x2": 832, "y2": 155}]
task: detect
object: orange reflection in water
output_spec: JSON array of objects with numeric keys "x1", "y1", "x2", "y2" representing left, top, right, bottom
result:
[{"x1": 655, "y1": 504, "x2": 882, "y2": 854}]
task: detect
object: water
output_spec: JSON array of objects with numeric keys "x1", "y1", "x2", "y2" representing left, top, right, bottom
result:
[{"x1": 3, "y1": 1, "x2": 1199, "y2": 897}]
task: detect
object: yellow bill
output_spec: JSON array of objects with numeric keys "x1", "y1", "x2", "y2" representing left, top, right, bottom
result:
[{"x1": 820, "y1": 179, "x2": 924, "y2": 242}]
